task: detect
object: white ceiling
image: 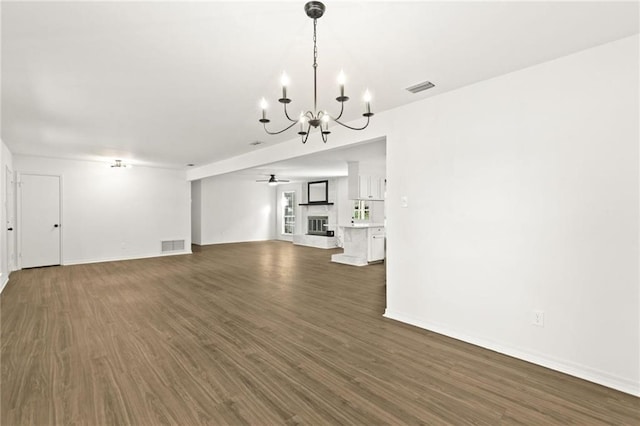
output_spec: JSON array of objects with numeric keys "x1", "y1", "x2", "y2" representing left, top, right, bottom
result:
[{"x1": 2, "y1": 1, "x2": 638, "y2": 170}]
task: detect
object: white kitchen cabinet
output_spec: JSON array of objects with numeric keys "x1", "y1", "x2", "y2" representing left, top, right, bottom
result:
[
  {"x1": 357, "y1": 175, "x2": 384, "y2": 200},
  {"x1": 352, "y1": 175, "x2": 384, "y2": 200},
  {"x1": 348, "y1": 162, "x2": 385, "y2": 200},
  {"x1": 368, "y1": 229, "x2": 385, "y2": 262}
]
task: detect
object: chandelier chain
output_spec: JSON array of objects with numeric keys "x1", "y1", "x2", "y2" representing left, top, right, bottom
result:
[
  {"x1": 313, "y1": 18, "x2": 318, "y2": 114},
  {"x1": 313, "y1": 19, "x2": 318, "y2": 69}
]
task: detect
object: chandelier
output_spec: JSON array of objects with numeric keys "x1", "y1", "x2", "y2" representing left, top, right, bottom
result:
[{"x1": 258, "y1": 1, "x2": 374, "y2": 144}]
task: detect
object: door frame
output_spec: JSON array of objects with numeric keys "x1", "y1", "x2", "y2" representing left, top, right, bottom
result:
[{"x1": 16, "y1": 173, "x2": 63, "y2": 269}]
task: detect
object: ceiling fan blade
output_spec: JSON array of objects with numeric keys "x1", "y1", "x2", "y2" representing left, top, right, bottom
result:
[
  {"x1": 278, "y1": 179, "x2": 290, "y2": 182},
  {"x1": 255, "y1": 179, "x2": 269, "y2": 182}
]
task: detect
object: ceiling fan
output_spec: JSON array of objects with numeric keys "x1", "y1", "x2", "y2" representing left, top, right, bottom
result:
[{"x1": 256, "y1": 174, "x2": 290, "y2": 186}]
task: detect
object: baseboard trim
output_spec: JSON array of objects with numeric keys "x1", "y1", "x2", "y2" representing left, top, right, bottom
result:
[
  {"x1": 0, "y1": 273, "x2": 9, "y2": 295},
  {"x1": 383, "y1": 309, "x2": 639, "y2": 397},
  {"x1": 64, "y1": 250, "x2": 193, "y2": 266},
  {"x1": 198, "y1": 238, "x2": 273, "y2": 246}
]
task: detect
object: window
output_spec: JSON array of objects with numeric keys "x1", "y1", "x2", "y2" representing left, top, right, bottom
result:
[
  {"x1": 282, "y1": 191, "x2": 296, "y2": 235},
  {"x1": 353, "y1": 200, "x2": 370, "y2": 221}
]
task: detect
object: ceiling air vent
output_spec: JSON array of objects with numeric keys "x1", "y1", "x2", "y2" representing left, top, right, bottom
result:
[{"x1": 406, "y1": 81, "x2": 435, "y2": 94}]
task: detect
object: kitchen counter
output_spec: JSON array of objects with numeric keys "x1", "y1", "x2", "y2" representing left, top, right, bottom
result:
[
  {"x1": 341, "y1": 222, "x2": 385, "y2": 228},
  {"x1": 331, "y1": 225, "x2": 385, "y2": 266}
]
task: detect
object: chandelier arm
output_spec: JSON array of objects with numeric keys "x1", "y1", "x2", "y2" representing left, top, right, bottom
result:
[
  {"x1": 333, "y1": 101, "x2": 345, "y2": 121},
  {"x1": 332, "y1": 116, "x2": 371, "y2": 131},
  {"x1": 263, "y1": 121, "x2": 299, "y2": 135},
  {"x1": 301, "y1": 124, "x2": 312, "y2": 144},
  {"x1": 283, "y1": 103, "x2": 298, "y2": 122}
]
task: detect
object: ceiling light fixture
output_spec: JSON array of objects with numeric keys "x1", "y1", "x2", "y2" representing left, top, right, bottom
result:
[
  {"x1": 258, "y1": 1, "x2": 374, "y2": 144},
  {"x1": 110, "y1": 159, "x2": 131, "y2": 168}
]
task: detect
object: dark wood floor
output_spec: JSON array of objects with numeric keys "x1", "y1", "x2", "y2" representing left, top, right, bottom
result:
[{"x1": 1, "y1": 241, "x2": 638, "y2": 425}]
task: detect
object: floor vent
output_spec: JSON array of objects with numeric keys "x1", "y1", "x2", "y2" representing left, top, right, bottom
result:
[
  {"x1": 406, "y1": 81, "x2": 435, "y2": 94},
  {"x1": 161, "y1": 240, "x2": 185, "y2": 253}
]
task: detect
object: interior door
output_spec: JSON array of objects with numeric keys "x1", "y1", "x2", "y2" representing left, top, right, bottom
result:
[
  {"x1": 19, "y1": 174, "x2": 61, "y2": 268},
  {"x1": 5, "y1": 167, "x2": 16, "y2": 271}
]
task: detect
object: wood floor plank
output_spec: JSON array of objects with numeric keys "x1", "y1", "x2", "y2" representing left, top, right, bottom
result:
[{"x1": 1, "y1": 241, "x2": 639, "y2": 425}]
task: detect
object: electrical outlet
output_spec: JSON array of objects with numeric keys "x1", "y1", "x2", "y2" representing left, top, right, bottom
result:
[
  {"x1": 532, "y1": 310, "x2": 545, "y2": 327},
  {"x1": 400, "y1": 196, "x2": 408, "y2": 208}
]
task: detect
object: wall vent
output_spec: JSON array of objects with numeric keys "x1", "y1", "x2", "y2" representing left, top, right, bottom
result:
[
  {"x1": 161, "y1": 240, "x2": 185, "y2": 253},
  {"x1": 406, "y1": 81, "x2": 435, "y2": 94}
]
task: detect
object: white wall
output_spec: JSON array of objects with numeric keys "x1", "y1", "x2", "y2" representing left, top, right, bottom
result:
[
  {"x1": 385, "y1": 35, "x2": 639, "y2": 395},
  {"x1": 13, "y1": 156, "x2": 191, "y2": 265},
  {"x1": 191, "y1": 180, "x2": 202, "y2": 245},
  {"x1": 196, "y1": 173, "x2": 275, "y2": 245}
]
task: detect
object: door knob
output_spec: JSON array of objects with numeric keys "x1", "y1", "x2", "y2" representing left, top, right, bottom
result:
[
  {"x1": 54, "y1": 224, "x2": 59, "y2": 228},
  {"x1": 7, "y1": 227, "x2": 13, "y2": 231}
]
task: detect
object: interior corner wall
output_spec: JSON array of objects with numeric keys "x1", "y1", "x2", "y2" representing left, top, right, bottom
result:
[
  {"x1": 13, "y1": 156, "x2": 192, "y2": 265},
  {"x1": 384, "y1": 35, "x2": 639, "y2": 395},
  {"x1": 198, "y1": 173, "x2": 276, "y2": 245},
  {"x1": 191, "y1": 180, "x2": 202, "y2": 245}
]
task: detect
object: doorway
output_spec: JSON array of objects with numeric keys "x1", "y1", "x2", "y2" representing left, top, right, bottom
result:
[
  {"x1": 18, "y1": 174, "x2": 61, "y2": 268},
  {"x1": 5, "y1": 166, "x2": 16, "y2": 271}
]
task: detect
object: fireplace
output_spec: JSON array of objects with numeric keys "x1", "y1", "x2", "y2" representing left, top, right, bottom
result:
[{"x1": 307, "y1": 216, "x2": 328, "y2": 236}]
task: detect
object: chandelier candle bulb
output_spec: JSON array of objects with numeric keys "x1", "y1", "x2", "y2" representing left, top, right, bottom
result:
[
  {"x1": 338, "y1": 70, "x2": 346, "y2": 97},
  {"x1": 298, "y1": 113, "x2": 307, "y2": 135},
  {"x1": 259, "y1": 98, "x2": 269, "y2": 123},
  {"x1": 363, "y1": 90, "x2": 372, "y2": 114},
  {"x1": 280, "y1": 72, "x2": 290, "y2": 100},
  {"x1": 321, "y1": 113, "x2": 330, "y2": 132},
  {"x1": 280, "y1": 72, "x2": 290, "y2": 87}
]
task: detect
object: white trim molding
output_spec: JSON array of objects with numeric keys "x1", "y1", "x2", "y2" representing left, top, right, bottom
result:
[
  {"x1": 0, "y1": 273, "x2": 9, "y2": 295},
  {"x1": 63, "y1": 249, "x2": 193, "y2": 266}
]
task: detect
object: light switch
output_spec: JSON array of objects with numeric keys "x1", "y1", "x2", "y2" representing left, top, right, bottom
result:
[{"x1": 400, "y1": 196, "x2": 408, "y2": 208}]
